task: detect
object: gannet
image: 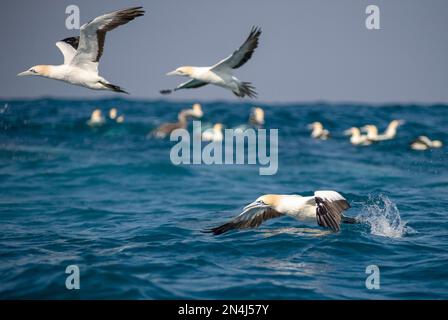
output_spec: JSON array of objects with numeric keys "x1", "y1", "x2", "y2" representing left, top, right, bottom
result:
[
  {"x1": 308, "y1": 122, "x2": 330, "y2": 140},
  {"x1": 116, "y1": 115, "x2": 125, "y2": 123},
  {"x1": 362, "y1": 120, "x2": 404, "y2": 141},
  {"x1": 17, "y1": 7, "x2": 144, "y2": 93},
  {"x1": 205, "y1": 191, "x2": 356, "y2": 235},
  {"x1": 160, "y1": 27, "x2": 261, "y2": 98},
  {"x1": 202, "y1": 123, "x2": 224, "y2": 142},
  {"x1": 87, "y1": 109, "x2": 105, "y2": 126},
  {"x1": 249, "y1": 107, "x2": 265, "y2": 127},
  {"x1": 344, "y1": 127, "x2": 371, "y2": 146},
  {"x1": 109, "y1": 108, "x2": 118, "y2": 120},
  {"x1": 151, "y1": 104, "x2": 203, "y2": 139},
  {"x1": 410, "y1": 136, "x2": 443, "y2": 150}
]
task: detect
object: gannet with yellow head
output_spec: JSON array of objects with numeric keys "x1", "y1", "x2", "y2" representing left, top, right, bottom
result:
[
  {"x1": 151, "y1": 103, "x2": 203, "y2": 139},
  {"x1": 308, "y1": 122, "x2": 330, "y2": 140},
  {"x1": 161, "y1": 27, "x2": 261, "y2": 98},
  {"x1": 202, "y1": 123, "x2": 224, "y2": 142},
  {"x1": 362, "y1": 120, "x2": 404, "y2": 141},
  {"x1": 410, "y1": 136, "x2": 443, "y2": 150},
  {"x1": 87, "y1": 109, "x2": 105, "y2": 126},
  {"x1": 205, "y1": 191, "x2": 356, "y2": 235},
  {"x1": 17, "y1": 7, "x2": 144, "y2": 93},
  {"x1": 344, "y1": 127, "x2": 371, "y2": 146},
  {"x1": 249, "y1": 107, "x2": 265, "y2": 127}
]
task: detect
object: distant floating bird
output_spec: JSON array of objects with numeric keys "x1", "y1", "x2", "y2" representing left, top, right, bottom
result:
[
  {"x1": 202, "y1": 123, "x2": 224, "y2": 142},
  {"x1": 249, "y1": 107, "x2": 265, "y2": 127},
  {"x1": 308, "y1": 122, "x2": 330, "y2": 140},
  {"x1": 109, "y1": 108, "x2": 118, "y2": 120},
  {"x1": 344, "y1": 127, "x2": 371, "y2": 146},
  {"x1": 151, "y1": 103, "x2": 203, "y2": 139},
  {"x1": 205, "y1": 191, "x2": 356, "y2": 235},
  {"x1": 160, "y1": 27, "x2": 261, "y2": 98},
  {"x1": 362, "y1": 120, "x2": 404, "y2": 141},
  {"x1": 410, "y1": 136, "x2": 443, "y2": 150},
  {"x1": 116, "y1": 115, "x2": 125, "y2": 123},
  {"x1": 17, "y1": 7, "x2": 144, "y2": 93},
  {"x1": 87, "y1": 109, "x2": 105, "y2": 126},
  {"x1": 234, "y1": 107, "x2": 265, "y2": 133}
]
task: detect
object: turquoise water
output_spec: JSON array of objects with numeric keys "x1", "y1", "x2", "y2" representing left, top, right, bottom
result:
[{"x1": 0, "y1": 99, "x2": 447, "y2": 299}]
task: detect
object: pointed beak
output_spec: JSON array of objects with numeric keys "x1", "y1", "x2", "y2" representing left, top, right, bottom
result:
[
  {"x1": 166, "y1": 70, "x2": 177, "y2": 76},
  {"x1": 17, "y1": 70, "x2": 32, "y2": 77},
  {"x1": 397, "y1": 120, "x2": 405, "y2": 125},
  {"x1": 343, "y1": 129, "x2": 352, "y2": 136},
  {"x1": 243, "y1": 200, "x2": 267, "y2": 212}
]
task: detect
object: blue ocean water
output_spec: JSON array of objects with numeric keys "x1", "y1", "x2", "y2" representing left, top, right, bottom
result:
[{"x1": 0, "y1": 98, "x2": 447, "y2": 299}]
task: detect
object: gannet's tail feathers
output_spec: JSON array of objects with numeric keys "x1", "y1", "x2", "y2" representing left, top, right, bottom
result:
[
  {"x1": 234, "y1": 82, "x2": 257, "y2": 99},
  {"x1": 100, "y1": 81, "x2": 129, "y2": 94}
]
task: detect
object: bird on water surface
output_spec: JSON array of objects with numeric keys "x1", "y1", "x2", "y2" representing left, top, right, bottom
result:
[{"x1": 205, "y1": 191, "x2": 357, "y2": 235}]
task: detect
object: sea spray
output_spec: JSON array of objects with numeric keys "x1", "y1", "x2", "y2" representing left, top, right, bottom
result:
[{"x1": 360, "y1": 194, "x2": 415, "y2": 238}]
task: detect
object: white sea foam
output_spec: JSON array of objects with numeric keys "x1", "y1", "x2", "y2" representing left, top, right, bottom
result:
[{"x1": 360, "y1": 194, "x2": 415, "y2": 238}]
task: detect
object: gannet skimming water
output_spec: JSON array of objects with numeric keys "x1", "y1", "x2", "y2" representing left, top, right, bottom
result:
[
  {"x1": 161, "y1": 27, "x2": 261, "y2": 98},
  {"x1": 17, "y1": 7, "x2": 144, "y2": 93},
  {"x1": 205, "y1": 191, "x2": 356, "y2": 235}
]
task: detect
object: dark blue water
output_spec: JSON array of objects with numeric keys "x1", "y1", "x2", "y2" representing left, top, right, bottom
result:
[{"x1": 0, "y1": 98, "x2": 447, "y2": 299}]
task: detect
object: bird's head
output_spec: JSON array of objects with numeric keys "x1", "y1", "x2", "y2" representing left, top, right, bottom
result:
[
  {"x1": 17, "y1": 65, "x2": 50, "y2": 77},
  {"x1": 361, "y1": 124, "x2": 377, "y2": 134},
  {"x1": 308, "y1": 122, "x2": 322, "y2": 130},
  {"x1": 213, "y1": 123, "x2": 224, "y2": 131},
  {"x1": 191, "y1": 103, "x2": 203, "y2": 118},
  {"x1": 166, "y1": 66, "x2": 193, "y2": 77},
  {"x1": 390, "y1": 119, "x2": 405, "y2": 127},
  {"x1": 344, "y1": 127, "x2": 359, "y2": 136}
]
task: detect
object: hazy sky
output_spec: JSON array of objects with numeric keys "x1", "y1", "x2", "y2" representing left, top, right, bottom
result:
[{"x1": 1, "y1": 0, "x2": 447, "y2": 103}]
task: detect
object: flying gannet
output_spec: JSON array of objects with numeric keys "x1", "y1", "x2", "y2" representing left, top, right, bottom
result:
[
  {"x1": 344, "y1": 127, "x2": 371, "y2": 146},
  {"x1": 410, "y1": 136, "x2": 443, "y2": 150},
  {"x1": 151, "y1": 103, "x2": 203, "y2": 139},
  {"x1": 308, "y1": 122, "x2": 330, "y2": 140},
  {"x1": 205, "y1": 191, "x2": 356, "y2": 235},
  {"x1": 17, "y1": 7, "x2": 145, "y2": 93},
  {"x1": 202, "y1": 123, "x2": 224, "y2": 142},
  {"x1": 160, "y1": 27, "x2": 262, "y2": 98},
  {"x1": 361, "y1": 120, "x2": 404, "y2": 141}
]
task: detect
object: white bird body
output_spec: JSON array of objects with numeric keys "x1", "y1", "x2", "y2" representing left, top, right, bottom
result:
[
  {"x1": 362, "y1": 120, "x2": 404, "y2": 141},
  {"x1": 344, "y1": 127, "x2": 371, "y2": 146},
  {"x1": 202, "y1": 123, "x2": 224, "y2": 142},
  {"x1": 411, "y1": 136, "x2": 443, "y2": 150},
  {"x1": 308, "y1": 122, "x2": 330, "y2": 140},
  {"x1": 162, "y1": 27, "x2": 261, "y2": 98},
  {"x1": 17, "y1": 7, "x2": 144, "y2": 93},
  {"x1": 206, "y1": 191, "x2": 355, "y2": 235}
]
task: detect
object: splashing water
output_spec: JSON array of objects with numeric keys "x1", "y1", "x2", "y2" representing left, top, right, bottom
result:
[{"x1": 360, "y1": 195, "x2": 414, "y2": 238}]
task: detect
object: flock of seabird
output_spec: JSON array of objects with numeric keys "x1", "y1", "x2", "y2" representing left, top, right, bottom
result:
[
  {"x1": 17, "y1": 6, "x2": 444, "y2": 235},
  {"x1": 310, "y1": 120, "x2": 442, "y2": 150}
]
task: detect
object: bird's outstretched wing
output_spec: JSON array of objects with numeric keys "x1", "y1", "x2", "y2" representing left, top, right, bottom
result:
[
  {"x1": 204, "y1": 202, "x2": 283, "y2": 235},
  {"x1": 314, "y1": 191, "x2": 350, "y2": 232},
  {"x1": 160, "y1": 79, "x2": 208, "y2": 95},
  {"x1": 211, "y1": 26, "x2": 262, "y2": 71},
  {"x1": 70, "y1": 7, "x2": 144, "y2": 73},
  {"x1": 56, "y1": 37, "x2": 79, "y2": 64}
]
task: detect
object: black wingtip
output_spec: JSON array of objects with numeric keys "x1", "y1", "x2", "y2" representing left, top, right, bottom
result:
[{"x1": 160, "y1": 89, "x2": 173, "y2": 95}]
